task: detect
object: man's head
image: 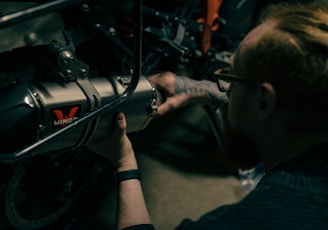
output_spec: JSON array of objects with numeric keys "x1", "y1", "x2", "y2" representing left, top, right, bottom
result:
[{"x1": 220, "y1": 3, "x2": 328, "y2": 170}]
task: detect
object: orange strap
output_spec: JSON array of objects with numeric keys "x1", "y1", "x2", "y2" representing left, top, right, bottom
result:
[{"x1": 197, "y1": 0, "x2": 223, "y2": 53}]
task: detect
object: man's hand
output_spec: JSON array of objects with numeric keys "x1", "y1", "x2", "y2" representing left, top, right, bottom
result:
[
  {"x1": 148, "y1": 71, "x2": 228, "y2": 116},
  {"x1": 148, "y1": 71, "x2": 191, "y2": 116},
  {"x1": 87, "y1": 112, "x2": 137, "y2": 171}
]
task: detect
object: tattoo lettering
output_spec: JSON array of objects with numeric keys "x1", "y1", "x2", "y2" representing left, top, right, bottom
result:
[{"x1": 174, "y1": 75, "x2": 228, "y2": 105}]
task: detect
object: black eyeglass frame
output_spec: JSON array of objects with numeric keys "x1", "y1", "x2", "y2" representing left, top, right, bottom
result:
[{"x1": 214, "y1": 67, "x2": 252, "y2": 93}]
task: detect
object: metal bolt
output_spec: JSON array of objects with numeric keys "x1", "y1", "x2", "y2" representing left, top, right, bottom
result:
[
  {"x1": 66, "y1": 69, "x2": 73, "y2": 78},
  {"x1": 80, "y1": 68, "x2": 88, "y2": 78},
  {"x1": 60, "y1": 50, "x2": 74, "y2": 66},
  {"x1": 38, "y1": 124, "x2": 45, "y2": 133},
  {"x1": 109, "y1": 27, "x2": 116, "y2": 35},
  {"x1": 81, "y1": 4, "x2": 90, "y2": 12},
  {"x1": 24, "y1": 32, "x2": 38, "y2": 46}
]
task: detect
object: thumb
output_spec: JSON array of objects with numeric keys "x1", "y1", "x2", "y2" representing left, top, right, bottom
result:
[{"x1": 113, "y1": 112, "x2": 127, "y2": 136}]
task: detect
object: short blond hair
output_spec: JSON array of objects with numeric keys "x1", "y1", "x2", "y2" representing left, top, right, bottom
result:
[{"x1": 237, "y1": 3, "x2": 328, "y2": 130}]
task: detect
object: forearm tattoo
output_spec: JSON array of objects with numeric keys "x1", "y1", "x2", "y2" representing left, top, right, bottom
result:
[{"x1": 174, "y1": 75, "x2": 228, "y2": 105}]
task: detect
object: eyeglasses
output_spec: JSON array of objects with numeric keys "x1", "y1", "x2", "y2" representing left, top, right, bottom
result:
[{"x1": 214, "y1": 67, "x2": 252, "y2": 93}]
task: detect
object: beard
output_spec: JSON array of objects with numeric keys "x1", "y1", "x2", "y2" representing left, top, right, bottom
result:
[{"x1": 219, "y1": 103, "x2": 261, "y2": 170}]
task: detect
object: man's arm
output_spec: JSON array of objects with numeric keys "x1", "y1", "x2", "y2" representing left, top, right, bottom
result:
[
  {"x1": 147, "y1": 71, "x2": 228, "y2": 116},
  {"x1": 87, "y1": 113, "x2": 153, "y2": 230},
  {"x1": 117, "y1": 180, "x2": 152, "y2": 229}
]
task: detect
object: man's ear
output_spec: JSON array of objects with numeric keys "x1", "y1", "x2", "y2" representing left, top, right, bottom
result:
[{"x1": 257, "y1": 82, "x2": 277, "y2": 118}]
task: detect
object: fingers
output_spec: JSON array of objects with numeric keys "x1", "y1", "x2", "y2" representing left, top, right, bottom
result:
[
  {"x1": 147, "y1": 71, "x2": 175, "y2": 92},
  {"x1": 157, "y1": 102, "x2": 173, "y2": 116},
  {"x1": 156, "y1": 93, "x2": 190, "y2": 116}
]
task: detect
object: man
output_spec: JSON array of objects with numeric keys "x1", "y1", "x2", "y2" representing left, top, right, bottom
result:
[{"x1": 88, "y1": 2, "x2": 328, "y2": 229}]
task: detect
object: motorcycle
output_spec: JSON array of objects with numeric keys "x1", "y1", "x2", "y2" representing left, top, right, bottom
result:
[{"x1": 0, "y1": 0, "x2": 263, "y2": 228}]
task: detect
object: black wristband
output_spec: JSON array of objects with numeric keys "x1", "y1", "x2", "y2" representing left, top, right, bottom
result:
[{"x1": 114, "y1": 169, "x2": 142, "y2": 185}]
